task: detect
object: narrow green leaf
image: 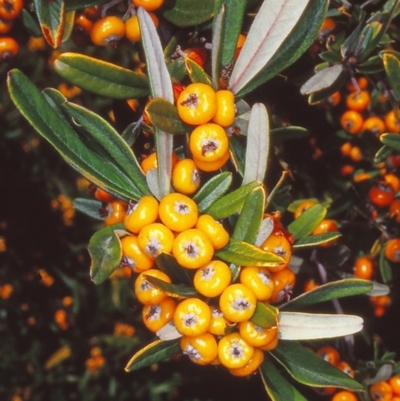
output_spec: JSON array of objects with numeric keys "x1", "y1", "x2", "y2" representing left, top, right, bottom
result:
[
  {"x1": 34, "y1": 0, "x2": 65, "y2": 48},
  {"x1": 89, "y1": 224, "x2": 124, "y2": 284},
  {"x1": 144, "y1": 275, "x2": 199, "y2": 299},
  {"x1": 211, "y1": 4, "x2": 224, "y2": 90},
  {"x1": 381, "y1": 133, "x2": 400, "y2": 151},
  {"x1": 163, "y1": 0, "x2": 214, "y2": 28},
  {"x1": 193, "y1": 172, "x2": 233, "y2": 213},
  {"x1": 73, "y1": 198, "x2": 103, "y2": 220},
  {"x1": 300, "y1": 65, "x2": 344, "y2": 95},
  {"x1": 232, "y1": 187, "x2": 265, "y2": 244},
  {"x1": 287, "y1": 204, "x2": 327, "y2": 241},
  {"x1": 374, "y1": 145, "x2": 393, "y2": 164},
  {"x1": 384, "y1": 53, "x2": 400, "y2": 102},
  {"x1": 62, "y1": 10, "x2": 75, "y2": 43},
  {"x1": 242, "y1": 103, "x2": 269, "y2": 185},
  {"x1": 270, "y1": 342, "x2": 364, "y2": 390},
  {"x1": 250, "y1": 302, "x2": 278, "y2": 328},
  {"x1": 260, "y1": 358, "x2": 309, "y2": 401},
  {"x1": 54, "y1": 53, "x2": 149, "y2": 99},
  {"x1": 380, "y1": 247, "x2": 393, "y2": 284},
  {"x1": 206, "y1": 180, "x2": 262, "y2": 219},
  {"x1": 21, "y1": 9, "x2": 42, "y2": 37},
  {"x1": 216, "y1": 239, "x2": 284, "y2": 267},
  {"x1": 271, "y1": 127, "x2": 309, "y2": 142},
  {"x1": 125, "y1": 339, "x2": 180, "y2": 372},
  {"x1": 145, "y1": 98, "x2": 190, "y2": 135},
  {"x1": 293, "y1": 232, "x2": 341, "y2": 248},
  {"x1": 229, "y1": 0, "x2": 310, "y2": 95},
  {"x1": 281, "y1": 278, "x2": 373, "y2": 311},
  {"x1": 341, "y1": 19, "x2": 365, "y2": 58},
  {"x1": 186, "y1": 58, "x2": 212, "y2": 86},
  {"x1": 156, "y1": 253, "x2": 193, "y2": 285},
  {"x1": 65, "y1": 0, "x2": 104, "y2": 10}
]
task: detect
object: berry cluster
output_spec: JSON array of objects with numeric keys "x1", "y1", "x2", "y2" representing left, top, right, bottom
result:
[
  {"x1": 0, "y1": 0, "x2": 23, "y2": 61},
  {"x1": 370, "y1": 375, "x2": 400, "y2": 401}
]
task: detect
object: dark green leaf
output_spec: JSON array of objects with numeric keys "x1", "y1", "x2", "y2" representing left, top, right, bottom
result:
[
  {"x1": 145, "y1": 98, "x2": 190, "y2": 135},
  {"x1": 293, "y1": 232, "x2": 341, "y2": 248},
  {"x1": 193, "y1": 172, "x2": 232, "y2": 213},
  {"x1": 232, "y1": 187, "x2": 265, "y2": 244},
  {"x1": 374, "y1": 144, "x2": 393, "y2": 164},
  {"x1": 206, "y1": 180, "x2": 262, "y2": 219},
  {"x1": 73, "y1": 198, "x2": 103, "y2": 220},
  {"x1": 156, "y1": 253, "x2": 193, "y2": 286},
  {"x1": 355, "y1": 55, "x2": 384, "y2": 74},
  {"x1": 380, "y1": 247, "x2": 393, "y2": 284},
  {"x1": 54, "y1": 53, "x2": 149, "y2": 99},
  {"x1": 34, "y1": 0, "x2": 65, "y2": 48},
  {"x1": 89, "y1": 224, "x2": 124, "y2": 284},
  {"x1": 281, "y1": 278, "x2": 373, "y2": 311},
  {"x1": 250, "y1": 302, "x2": 278, "y2": 328},
  {"x1": 308, "y1": 71, "x2": 347, "y2": 104},
  {"x1": 186, "y1": 58, "x2": 212, "y2": 86},
  {"x1": 216, "y1": 239, "x2": 284, "y2": 267},
  {"x1": 167, "y1": 60, "x2": 187, "y2": 82},
  {"x1": 21, "y1": 9, "x2": 42, "y2": 37},
  {"x1": 341, "y1": 19, "x2": 365, "y2": 58},
  {"x1": 125, "y1": 339, "x2": 180, "y2": 372},
  {"x1": 271, "y1": 127, "x2": 309, "y2": 142},
  {"x1": 65, "y1": 0, "x2": 104, "y2": 10},
  {"x1": 384, "y1": 53, "x2": 400, "y2": 101},
  {"x1": 287, "y1": 204, "x2": 327, "y2": 241},
  {"x1": 381, "y1": 133, "x2": 400, "y2": 151},
  {"x1": 211, "y1": 4, "x2": 224, "y2": 90},
  {"x1": 270, "y1": 342, "x2": 364, "y2": 390},
  {"x1": 319, "y1": 50, "x2": 342, "y2": 64},
  {"x1": 163, "y1": 0, "x2": 214, "y2": 28},
  {"x1": 144, "y1": 275, "x2": 199, "y2": 298},
  {"x1": 260, "y1": 358, "x2": 309, "y2": 401}
]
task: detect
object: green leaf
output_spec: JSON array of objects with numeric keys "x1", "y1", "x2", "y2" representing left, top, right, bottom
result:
[
  {"x1": 21, "y1": 9, "x2": 42, "y2": 37},
  {"x1": 163, "y1": 0, "x2": 214, "y2": 28},
  {"x1": 260, "y1": 358, "x2": 309, "y2": 401},
  {"x1": 34, "y1": 0, "x2": 65, "y2": 48},
  {"x1": 73, "y1": 198, "x2": 103, "y2": 220},
  {"x1": 300, "y1": 64, "x2": 344, "y2": 95},
  {"x1": 125, "y1": 339, "x2": 180, "y2": 372},
  {"x1": 270, "y1": 342, "x2": 364, "y2": 390},
  {"x1": 355, "y1": 55, "x2": 384, "y2": 74},
  {"x1": 206, "y1": 180, "x2": 262, "y2": 219},
  {"x1": 216, "y1": 239, "x2": 284, "y2": 267},
  {"x1": 250, "y1": 302, "x2": 278, "y2": 328},
  {"x1": 341, "y1": 19, "x2": 365, "y2": 58},
  {"x1": 186, "y1": 59, "x2": 212, "y2": 86},
  {"x1": 380, "y1": 247, "x2": 393, "y2": 284},
  {"x1": 145, "y1": 98, "x2": 190, "y2": 135},
  {"x1": 287, "y1": 204, "x2": 327, "y2": 241},
  {"x1": 89, "y1": 224, "x2": 124, "y2": 284},
  {"x1": 156, "y1": 253, "x2": 193, "y2": 285},
  {"x1": 242, "y1": 103, "x2": 269, "y2": 185},
  {"x1": 232, "y1": 187, "x2": 265, "y2": 244},
  {"x1": 7, "y1": 70, "x2": 140, "y2": 201},
  {"x1": 193, "y1": 172, "x2": 233, "y2": 213},
  {"x1": 62, "y1": 10, "x2": 75, "y2": 43},
  {"x1": 271, "y1": 126, "x2": 309, "y2": 142},
  {"x1": 383, "y1": 53, "x2": 400, "y2": 101},
  {"x1": 144, "y1": 275, "x2": 199, "y2": 299},
  {"x1": 65, "y1": 0, "x2": 104, "y2": 10},
  {"x1": 211, "y1": 4, "x2": 224, "y2": 90},
  {"x1": 281, "y1": 278, "x2": 373, "y2": 311},
  {"x1": 229, "y1": 0, "x2": 311, "y2": 95},
  {"x1": 381, "y1": 133, "x2": 400, "y2": 151},
  {"x1": 278, "y1": 312, "x2": 363, "y2": 340},
  {"x1": 54, "y1": 53, "x2": 149, "y2": 99},
  {"x1": 167, "y1": 60, "x2": 187, "y2": 82},
  {"x1": 293, "y1": 232, "x2": 341, "y2": 248},
  {"x1": 231, "y1": 0, "x2": 328, "y2": 97}
]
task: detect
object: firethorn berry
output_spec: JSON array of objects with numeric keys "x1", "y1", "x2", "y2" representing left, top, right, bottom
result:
[
  {"x1": 134, "y1": 269, "x2": 171, "y2": 305},
  {"x1": 193, "y1": 260, "x2": 231, "y2": 297},
  {"x1": 260, "y1": 232, "x2": 292, "y2": 270},
  {"x1": 94, "y1": 187, "x2": 114, "y2": 202},
  {"x1": 137, "y1": 223, "x2": 175, "y2": 258},
  {"x1": 212, "y1": 90, "x2": 236, "y2": 127},
  {"x1": 312, "y1": 219, "x2": 339, "y2": 247},
  {"x1": 318, "y1": 17, "x2": 336, "y2": 37},
  {"x1": 74, "y1": 13, "x2": 94, "y2": 34},
  {"x1": 190, "y1": 123, "x2": 229, "y2": 163},
  {"x1": 120, "y1": 235, "x2": 154, "y2": 272},
  {"x1": 131, "y1": 0, "x2": 164, "y2": 11},
  {"x1": 327, "y1": 91, "x2": 341, "y2": 107},
  {"x1": 177, "y1": 83, "x2": 217, "y2": 125},
  {"x1": 0, "y1": 0, "x2": 23, "y2": 20},
  {"x1": 384, "y1": 238, "x2": 400, "y2": 263},
  {"x1": 209, "y1": 306, "x2": 229, "y2": 336},
  {"x1": 332, "y1": 391, "x2": 358, "y2": 401},
  {"x1": 172, "y1": 228, "x2": 214, "y2": 269},
  {"x1": 347, "y1": 76, "x2": 369, "y2": 92},
  {"x1": 239, "y1": 266, "x2": 274, "y2": 301},
  {"x1": 346, "y1": 90, "x2": 370, "y2": 112},
  {"x1": 0, "y1": 18, "x2": 13, "y2": 34},
  {"x1": 173, "y1": 298, "x2": 211, "y2": 336},
  {"x1": 0, "y1": 36, "x2": 18, "y2": 60},
  {"x1": 180, "y1": 332, "x2": 218, "y2": 365},
  {"x1": 389, "y1": 375, "x2": 400, "y2": 396},
  {"x1": 125, "y1": 13, "x2": 158, "y2": 42},
  {"x1": 159, "y1": 193, "x2": 198, "y2": 232},
  {"x1": 229, "y1": 348, "x2": 264, "y2": 377},
  {"x1": 340, "y1": 110, "x2": 364, "y2": 134},
  {"x1": 370, "y1": 381, "x2": 393, "y2": 401},
  {"x1": 195, "y1": 214, "x2": 229, "y2": 250},
  {"x1": 389, "y1": 199, "x2": 400, "y2": 223},
  {"x1": 238, "y1": 321, "x2": 277, "y2": 347},
  {"x1": 340, "y1": 142, "x2": 352, "y2": 157},
  {"x1": 219, "y1": 283, "x2": 257, "y2": 322},
  {"x1": 316, "y1": 345, "x2": 340, "y2": 366},
  {"x1": 293, "y1": 200, "x2": 317, "y2": 219},
  {"x1": 90, "y1": 16, "x2": 126, "y2": 46},
  {"x1": 234, "y1": 33, "x2": 246, "y2": 60},
  {"x1": 259, "y1": 334, "x2": 278, "y2": 351},
  {"x1": 124, "y1": 196, "x2": 159, "y2": 234},
  {"x1": 218, "y1": 332, "x2": 254, "y2": 369},
  {"x1": 269, "y1": 268, "x2": 296, "y2": 303},
  {"x1": 384, "y1": 173, "x2": 400, "y2": 192},
  {"x1": 363, "y1": 116, "x2": 386, "y2": 136},
  {"x1": 385, "y1": 110, "x2": 400, "y2": 133},
  {"x1": 83, "y1": 5, "x2": 101, "y2": 20},
  {"x1": 192, "y1": 149, "x2": 230, "y2": 172},
  {"x1": 349, "y1": 146, "x2": 363, "y2": 162},
  {"x1": 140, "y1": 152, "x2": 179, "y2": 174},
  {"x1": 171, "y1": 158, "x2": 200, "y2": 195},
  {"x1": 337, "y1": 361, "x2": 354, "y2": 378},
  {"x1": 104, "y1": 200, "x2": 127, "y2": 226},
  {"x1": 142, "y1": 297, "x2": 176, "y2": 332},
  {"x1": 353, "y1": 255, "x2": 374, "y2": 280},
  {"x1": 368, "y1": 181, "x2": 395, "y2": 207},
  {"x1": 304, "y1": 278, "x2": 320, "y2": 292}
]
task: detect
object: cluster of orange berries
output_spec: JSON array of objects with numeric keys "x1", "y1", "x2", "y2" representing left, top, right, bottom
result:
[
  {"x1": 369, "y1": 375, "x2": 400, "y2": 401},
  {"x1": 85, "y1": 347, "x2": 106, "y2": 375},
  {"x1": 114, "y1": 322, "x2": 136, "y2": 337},
  {"x1": 51, "y1": 194, "x2": 76, "y2": 226},
  {"x1": 0, "y1": 0, "x2": 23, "y2": 61},
  {"x1": 73, "y1": 0, "x2": 164, "y2": 47}
]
